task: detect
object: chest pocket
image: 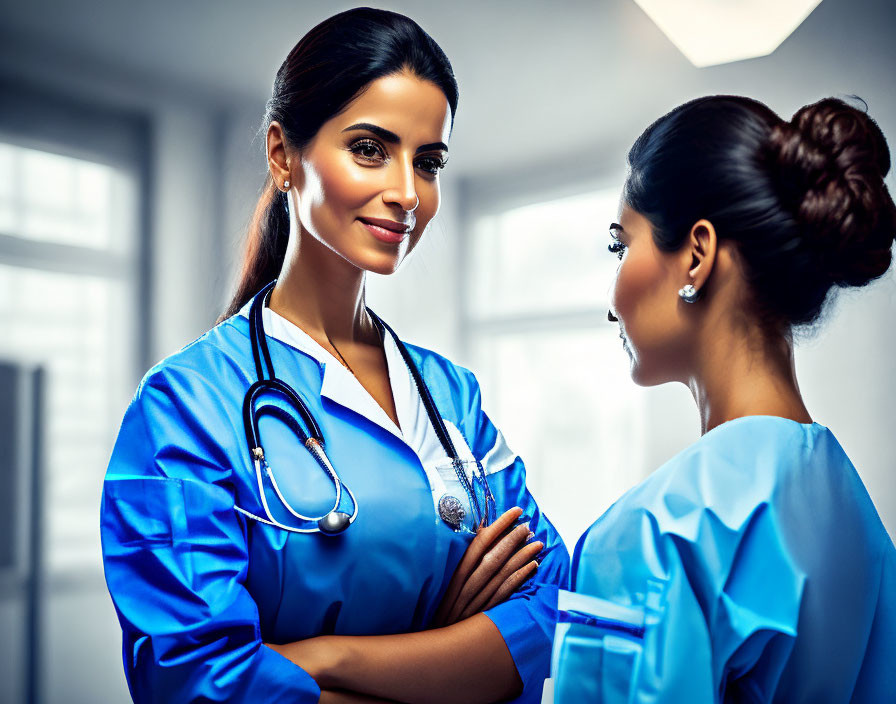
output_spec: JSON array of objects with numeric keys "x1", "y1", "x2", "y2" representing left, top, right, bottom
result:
[
  {"x1": 419, "y1": 420, "x2": 498, "y2": 533},
  {"x1": 551, "y1": 586, "x2": 666, "y2": 703},
  {"x1": 103, "y1": 476, "x2": 186, "y2": 549}
]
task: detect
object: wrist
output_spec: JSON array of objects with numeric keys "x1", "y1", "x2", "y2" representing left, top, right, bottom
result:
[
  {"x1": 265, "y1": 636, "x2": 345, "y2": 689},
  {"x1": 313, "y1": 635, "x2": 348, "y2": 690}
]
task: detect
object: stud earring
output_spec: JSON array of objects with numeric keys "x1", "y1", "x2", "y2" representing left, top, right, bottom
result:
[
  {"x1": 283, "y1": 180, "x2": 290, "y2": 190},
  {"x1": 678, "y1": 284, "x2": 700, "y2": 303}
]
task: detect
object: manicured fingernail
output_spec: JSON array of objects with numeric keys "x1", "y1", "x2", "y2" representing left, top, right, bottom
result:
[{"x1": 527, "y1": 531, "x2": 535, "y2": 541}]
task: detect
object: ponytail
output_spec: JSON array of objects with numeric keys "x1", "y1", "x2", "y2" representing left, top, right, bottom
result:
[{"x1": 220, "y1": 175, "x2": 289, "y2": 321}]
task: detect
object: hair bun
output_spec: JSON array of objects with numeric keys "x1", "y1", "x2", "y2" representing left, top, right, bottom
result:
[{"x1": 767, "y1": 97, "x2": 896, "y2": 289}]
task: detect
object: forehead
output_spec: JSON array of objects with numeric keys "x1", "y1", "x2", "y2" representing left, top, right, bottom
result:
[
  {"x1": 325, "y1": 72, "x2": 452, "y2": 146},
  {"x1": 618, "y1": 204, "x2": 652, "y2": 234}
]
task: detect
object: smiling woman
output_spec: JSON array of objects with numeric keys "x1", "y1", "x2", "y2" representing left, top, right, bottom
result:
[{"x1": 100, "y1": 7, "x2": 568, "y2": 704}]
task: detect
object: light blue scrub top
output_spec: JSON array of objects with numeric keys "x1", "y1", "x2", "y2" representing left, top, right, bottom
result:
[
  {"x1": 552, "y1": 416, "x2": 895, "y2": 702},
  {"x1": 100, "y1": 309, "x2": 569, "y2": 703}
]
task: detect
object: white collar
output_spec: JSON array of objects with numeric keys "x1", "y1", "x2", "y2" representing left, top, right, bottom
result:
[{"x1": 238, "y1": 299, "x2": 404, "y2": 441}]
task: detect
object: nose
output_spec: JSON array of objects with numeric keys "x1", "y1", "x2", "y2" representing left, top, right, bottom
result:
[
  {"x1": 606, "y1": 277, "x2": 618, "y2": 322},
  {"x1": 383, "y1": 159, "x2": 419, "y2": 213}
]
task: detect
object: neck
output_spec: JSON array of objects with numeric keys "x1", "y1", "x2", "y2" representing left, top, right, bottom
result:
[
  {"x1": 269, "y1": 226, "x2": 372, "y2": 344},
  {"x1": 687, "y1": 317, "x2": 812, "y2": 435}
]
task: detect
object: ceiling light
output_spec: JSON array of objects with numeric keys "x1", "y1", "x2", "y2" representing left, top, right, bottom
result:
[{"x1": 632, "y1": 0, "x2": 823, "y2": 67}]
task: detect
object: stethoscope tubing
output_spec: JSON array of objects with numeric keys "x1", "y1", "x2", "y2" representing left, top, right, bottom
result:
[
  {"x1": 235, "y1": 445, "x2": 359, "y2": 534},
  {"x1": 367, "y1": 311, "x2": 485, "y2": 520},
  {"x1": 239, "y1": 280, "x2": 492, "y2": 535},
  {"x1": 238, "y1": 281, "x2": 357, "y2": 533}
]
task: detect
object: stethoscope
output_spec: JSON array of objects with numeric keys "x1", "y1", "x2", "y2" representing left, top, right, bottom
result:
[{"x1": 235, "y1": 280, "x2": 494, "y2": 536}]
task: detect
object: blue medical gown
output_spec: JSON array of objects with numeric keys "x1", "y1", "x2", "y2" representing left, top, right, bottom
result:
[
  {"x1": 101, "y1": 314, "x2": 569, "y2": 703},
  {"x1": 552, "y1": 416, "x2": 895, "y2": 702}
]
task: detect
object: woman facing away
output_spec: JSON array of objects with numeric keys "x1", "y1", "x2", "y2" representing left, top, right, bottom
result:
[
  {"x1": 552, "y1": 96, "x2": 896, "y2": 702},
  {"x1": 101, "y1": 8, "x2": 569, "y2": 704}
]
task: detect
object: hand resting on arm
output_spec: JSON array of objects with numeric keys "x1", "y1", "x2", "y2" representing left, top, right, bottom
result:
[{"x1": 267, "y1": 507, "x2": 544, "y2": 704}]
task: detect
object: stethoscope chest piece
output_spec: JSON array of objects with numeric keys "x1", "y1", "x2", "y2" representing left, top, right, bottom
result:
[
  {"x1": 438, "y1": 494, "x2": 466, "y2": 530},
  {"x1": 318, "y1": 511, "x2": 352, "y2": 535}
]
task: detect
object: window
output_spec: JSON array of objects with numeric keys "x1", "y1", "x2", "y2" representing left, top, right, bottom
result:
[
  {"x1": 0, "y1": 141, "x2": 139, "y2": 573},
  {"x1": 464, "y1": 187, "x2": 653, "y2": 548},
  {"x1": 0, "y1": 144, "x2": 132, "y2": 251}
]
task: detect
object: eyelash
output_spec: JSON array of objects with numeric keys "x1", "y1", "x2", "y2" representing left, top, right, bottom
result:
[
  {"x1": 416, "y1": 155, "x2": 448, "y2": 175},
  {"x1": 348, "y1": 139, "x2": 448, "y2": 175},
  {"x1": 609, "y1": 235, "x2": 626, "y2": 260},
  {"x1": 350, "y1": 139, "x2": 385, "y2": 163}
]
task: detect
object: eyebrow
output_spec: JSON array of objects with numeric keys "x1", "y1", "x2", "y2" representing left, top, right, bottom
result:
[{"x1": 342, "y1": 122, "x2": 448, "y2": 154}]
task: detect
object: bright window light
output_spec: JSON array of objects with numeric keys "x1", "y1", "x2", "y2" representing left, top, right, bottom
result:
[
  {"x1": 0, "y1": 142, "x2": 138, "y2": 573},
  {"x1": 632, "y1": 0, "x2": 823, "y2": 67},
  {"x1": 465, "y1": 186, "x2": 652, "y2": 547}
]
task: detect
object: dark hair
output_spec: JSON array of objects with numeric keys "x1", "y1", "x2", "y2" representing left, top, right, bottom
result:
[
  {"x1": 222, "y1": 7, "x2": 459, "y2": 319},
  {"x1": 624, "y1": 95, "x2": 896, "y2": 327}
]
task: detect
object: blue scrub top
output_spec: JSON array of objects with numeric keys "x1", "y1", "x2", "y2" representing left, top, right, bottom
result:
[
  {"x1": 552, "y1": 416, "x2": 895, "y2": 702},
  {"x1": 101, "y1": 311, "x2": 570, "y2": 703}
]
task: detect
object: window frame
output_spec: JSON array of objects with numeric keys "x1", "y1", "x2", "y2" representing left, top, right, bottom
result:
[
  {"x1": 0, "y1": 78, "x2": 153, "y2": 374},
  {"x1": 0, "y1": 82, "x2": 151, "y2": 586}
]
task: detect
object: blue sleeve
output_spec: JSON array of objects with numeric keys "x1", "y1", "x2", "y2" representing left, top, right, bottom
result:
[
  {"x1": 100, "y1": 369, "x2": 320, "y2": 704},
  {"x1": 456, "y1": 369, "x2": 571, "y2": 704},
  {"x1": 553, "y1": 494, "x2": 805, "y2": 703}
]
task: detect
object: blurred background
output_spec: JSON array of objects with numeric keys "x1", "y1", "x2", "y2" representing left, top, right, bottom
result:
[{"x1": 0, "y1": 0, "x2": 893, "y2": 701}]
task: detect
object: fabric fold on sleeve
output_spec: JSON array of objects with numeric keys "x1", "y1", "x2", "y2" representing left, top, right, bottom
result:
[
  {"x1": 101, "y1": 370, "x2": 321, "y2": 703},
  {"x1": 554, "y1": 449, "x2": 807, "y2": 703}
]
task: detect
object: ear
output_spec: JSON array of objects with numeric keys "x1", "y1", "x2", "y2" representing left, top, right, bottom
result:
[
  {"x1": 683, "y1": 219, "x2": 717, "y2": 293},
  {"x1": 266, "y1": 121, "x2": 293, "y2": 190}
]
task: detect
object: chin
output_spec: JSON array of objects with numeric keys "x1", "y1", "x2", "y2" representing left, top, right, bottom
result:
[
  {"x1": 350, "y1": 247, "x2": 408, "y2": 276},
  {"x1": 630, "y1": 360, "x2": 679, "y2": 388},
  {"x1": 627, "y1": 350, "x2": 659, "y2": 387},
  {"x1": 629, "y1": 364, "x2": 651, "y2": 387}
]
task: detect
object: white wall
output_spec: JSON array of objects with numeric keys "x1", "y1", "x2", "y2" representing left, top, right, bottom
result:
[
  {"x1": 797, "y1": 271, "x2": 896, "y2": 538},
  {"x1": 218, "y1": 105, "x2": 264, "y2": 316},
  {"x1": 148, "y1": 107, "x2": 219, "y2": 361}
]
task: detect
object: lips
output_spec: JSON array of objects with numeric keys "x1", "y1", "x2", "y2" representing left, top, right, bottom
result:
[
  {"x1": 358, "y1": 216, "x2": 413, "y2": 244},
  {"x1": 359, "y1": 216, "x2": 412, "y2": 233},
  {"x1": 618, "y1": 327, "x2": 630, "y2": 351}
]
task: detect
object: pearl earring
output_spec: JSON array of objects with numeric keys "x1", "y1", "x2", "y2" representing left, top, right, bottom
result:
[
  {"x1": 283, "y1": 180, "x2": 290, "y2": 190},
  {"x1": 678, "y1": 284, "x2": 700, "y2": 303}
]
